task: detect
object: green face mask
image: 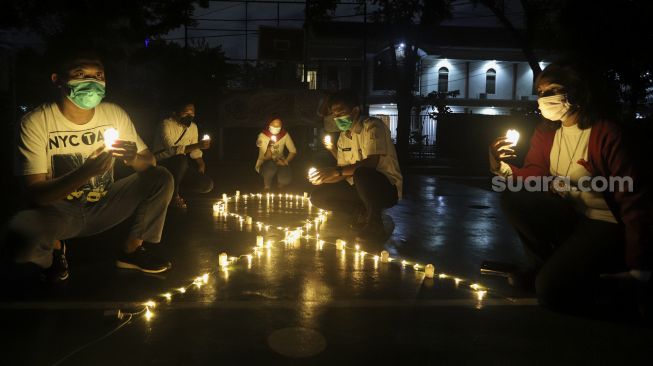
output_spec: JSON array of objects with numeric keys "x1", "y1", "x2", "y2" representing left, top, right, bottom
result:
[
  {"x1": 334, "y1": 115, "x2": 354, "y2": 131},
  {"x1": 66, "y1": 79, "x2": 106, "y2": 110}
]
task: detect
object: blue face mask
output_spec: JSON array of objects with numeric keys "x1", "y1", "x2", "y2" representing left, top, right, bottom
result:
[
  {"x1": 334, "y1": 115, "x2": 354, "y2": 131},
  {"x1": 66, "y1": 79, "x2": 106, "y2": 109}
]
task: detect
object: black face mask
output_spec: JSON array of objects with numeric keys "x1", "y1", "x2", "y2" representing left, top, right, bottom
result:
[{"x1": 179, "y1": 115, "x2": 194, "y2": 127}]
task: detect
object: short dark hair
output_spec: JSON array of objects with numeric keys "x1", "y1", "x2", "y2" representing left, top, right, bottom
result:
[
  {"x1": 173, "y1": 97, "x2": 195, "y2": 113},
  {"x1": 328, "y1": 89, "x2": 360, "y2": 110},
  {"x1": 53, "y1": 49, "x2": 104, "y2": 76},
  {"x1": 536, "y1": 59, "x2": 616, "y2": 128}
]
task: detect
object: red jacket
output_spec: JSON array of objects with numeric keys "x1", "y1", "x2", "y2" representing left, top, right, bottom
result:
[{"x1": 508, "y1": 120, "x2": 652, "y2": 269}]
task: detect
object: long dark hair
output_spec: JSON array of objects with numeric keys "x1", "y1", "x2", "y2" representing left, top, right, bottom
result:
[{"x1": 535, "y1": 60, "x2": 617, "y2": 129}]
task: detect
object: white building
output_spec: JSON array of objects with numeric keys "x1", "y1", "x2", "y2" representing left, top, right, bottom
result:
[{"x1": 305, "y1": 23, "x2": 550, "y2": 144}]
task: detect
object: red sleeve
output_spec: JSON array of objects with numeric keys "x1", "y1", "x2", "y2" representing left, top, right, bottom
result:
[
  {"x1": 599, "y1": 123, "x2": 653, "y2": 269},
  {"x1": 508, "y1": 124, "x2": 553, "y2": 178}
]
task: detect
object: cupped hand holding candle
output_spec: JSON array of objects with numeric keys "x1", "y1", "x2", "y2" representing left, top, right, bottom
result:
[
  {"x1": 103, "y1": 128, "x2": 119, "y2": 150},
  {"x1": 505, "y1": 129, "x2": 520, "y2": 146},
  {"x1": 323, "y1": 135, "x2": 333, "y2": 150},
  {"x1": 489, "y1": 130, "x2": 519, "y2": 171}
]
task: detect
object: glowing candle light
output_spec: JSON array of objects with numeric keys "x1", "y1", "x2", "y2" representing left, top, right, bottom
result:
[
  {"x1": 266, "y1": 240, "x2": 273, "y2": 249},
  {"x1": 162, "y1": 292, "x2": 172, "y2": 301},
  {"x1": 202, "y1": 273, "x2": 209, "y2": 284},
  {"x1": 401, "y1": 260, "x2": 407, "y2": 267},
  {"x1": 308, "y1": 167, "x2": 317, "y2": 179},
  {"x1": 476, "y1": 290, "x2": 487, "y2": 301},
  {"x1": 178, "y1": 287, "x2": 186, "y2": 294},
  {"x1": 103, "y1": 128, "x2": 119, "y2": 149},
  {"x1": 245, "y1": 216, "x2": 253, "y2": 225},
  {"x1": 380, "y1": 250, "x2": 390, "y2": 263},
  {"x1": 144, "y1": 300, "x2": 157, "y2": 308},
  {"x1": 236, "y1": 190, "x2": 240, "y2": 197},
  {"x1": 219, "y1": 252, "x2": 229, "y2": 267},
  {"x1": 413, "y1": 264, "x2": 420, "y2": 270},
  {"x1": 202, "y1": 134, "x2": 211, "y2": 141},
  {"x1": 360, "y1": 251, "x2": 366, "y2": 258},
  {"x1": 303, "y1": 192, "x2": 308, "y2": 199},
  {"x1": 424, "y1": 264, "x2": 435, "y2": 278},
  {"x1": 506, "y1": 129, "x2": 520, "y2": 146},
  {"x1": 355, "y1": 244, "x2": 360, "y2": 251},
  {"x1": 373, "y1": 255, "x2": 379, "y2": 261},
  {"x1": 454, "y1": 278, "x2": 462, "y2": 286},
  {"x1": 222, "y1": 193, "x2": 228, "y2": 202},
  {"x1": 144, "y1": 307, "x2": 154, "y2": 321},
  {"x1": 336, "y1": 239, "x2": 346, "y2": 250},
  {"x1": 470, "y1": 283, "x2": 482, "y2": 291},
  {"x1": 438, "y1": 273, "x2": 448, "y2": 279},
  {"x1": 323, "y1": 135, "x2": 332, "y2": 147}
]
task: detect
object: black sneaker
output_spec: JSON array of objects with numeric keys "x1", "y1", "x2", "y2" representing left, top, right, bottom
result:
[
  {"x1": 349, "y1": 206, "x2": 368, "y2": 231},
  {"x1": 42, "y1": 241, "x2": 69, "y2": 283},
  {"x1": 116, "y1": 246, "x2": 172, "y2": 274},
  {"x1": 356, "y1": 217, "x2": 387, "y2": 242}
]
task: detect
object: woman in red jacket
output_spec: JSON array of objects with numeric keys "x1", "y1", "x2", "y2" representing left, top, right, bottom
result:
[{"x1": 489, "y1": 61, "x2": 651, "y2": 310}]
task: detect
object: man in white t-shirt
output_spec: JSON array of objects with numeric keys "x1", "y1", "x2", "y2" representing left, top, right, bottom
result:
[
  {"x1": 2, "y1": 51, "x2": 174, "y2": 284},
  {"x1": 309, "y1": 90, "x2": 402, "y2": 240},
  {"x1": 152, "y1": 100, "x2": 213, "y2": 208}
]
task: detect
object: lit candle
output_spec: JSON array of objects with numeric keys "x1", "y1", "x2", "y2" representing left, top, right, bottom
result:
[
  {"x1": 222, "y1": 193, "x2": 228, "y2": 202},
  {"x1": 506, "y1": 129, "x2": 520, "y2": 146},
  {"x1": 380, "y1": 250, "x2": 390, "y2": 263},
  {"x1": 323, "y1": 135, "x2": 332, "y2": 147},
  {"x1": 144, "y1": 307, "x2": 154, "y2": 321},
  {"x1": 202, "y1": 134, "x2": 211, "y2": 141},
  {"x1": 103, "y1": 128, "x2": 119, "y2": 149},
  {"x1": 308, "y1": 167, "x2": 317, "y2": 180},
  {"x1": 162, "y1": 293, "x2": 172, "y2": 301},
  {"x1": 245, "y1": 216, "x2": 253, "y2": 225},
  {"x1": 424, "y1": 264, "x2": 435, "y2": 278},
  {"x1": 219, "y1": 252, "x2": 228, "y2": 267},
  {"x1": 303, "y1": 192, "x2": 308, "y2": 199},
  {"x1": 256, "y1": 235, "x2": 264, "y2": 247},
  {"x1": 336, "y1": 239, "x2": 346, "y2": 250}
]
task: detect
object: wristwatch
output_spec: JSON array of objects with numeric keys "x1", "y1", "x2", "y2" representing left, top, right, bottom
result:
[{"x1": 336, "y1": 166, "x2": 344, "y2": 176}]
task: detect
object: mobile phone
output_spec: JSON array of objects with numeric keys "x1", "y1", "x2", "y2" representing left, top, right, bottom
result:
[{"x1": 480, "y1": 260, "x2": 519, "y2": 277}]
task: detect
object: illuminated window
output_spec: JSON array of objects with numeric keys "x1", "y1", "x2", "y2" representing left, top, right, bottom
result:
[
  {"x1": 438, "y1": 67, "x2": 449, "y2": 93},
  {"x1": 486, "y1": 68, "x2": 496, "y2": 94}
]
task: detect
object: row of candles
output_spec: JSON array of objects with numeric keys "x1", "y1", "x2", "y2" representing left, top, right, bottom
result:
[{"x1": 119, "y1": 191, "x2": 491, "y2": 322}]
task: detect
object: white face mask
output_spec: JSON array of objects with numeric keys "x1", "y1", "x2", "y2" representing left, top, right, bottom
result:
[
  {"x1": 269, "y1": 126, "x2": 281, "y2": 135},
  {"x1": 537, "y1": 94, "x2": 571, "y2": 121}
]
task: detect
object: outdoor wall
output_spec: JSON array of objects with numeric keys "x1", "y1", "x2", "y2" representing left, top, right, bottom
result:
[{"x1": 436, "y1": 113, "x2": 540, "y2": 173}]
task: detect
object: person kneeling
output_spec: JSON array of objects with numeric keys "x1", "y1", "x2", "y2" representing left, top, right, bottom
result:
[
  {"x1": 255, "y1": 117, "x2": 297, "y2": 191},
  {"x1": 153, "y1": 99, "x2": 214, "y2": 209},
  {"x1": 309, "y1": 89, "x2": 403, "y2": 240},
  {"x1": 2, "y1": 51, "x2": 174, "y2": 284}
]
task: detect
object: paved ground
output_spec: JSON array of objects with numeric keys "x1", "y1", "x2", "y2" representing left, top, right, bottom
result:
[{"x1": 1, "y1": 169, "x2": 652, "y2": 365}]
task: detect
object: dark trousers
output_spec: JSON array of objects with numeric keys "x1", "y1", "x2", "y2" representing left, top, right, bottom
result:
[
  {"x1": 260, "y1": 160, "x2": 292, "y2": 189},
  {"x1": 500, "y1": 190, "x2": 626, "y2": 308},
  {"x1": 159, "y1": 155, "x2": 214, "y2": 197},
  {"x1": 310, "y1": 167, "x2": 398, "y2": 222}
]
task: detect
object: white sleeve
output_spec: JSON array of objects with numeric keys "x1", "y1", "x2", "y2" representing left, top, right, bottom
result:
[
  {"x1": 189, "y1": 124, "x2": 202, "y2": 159},
  {"x1": 15, "y1": 112, "x2": 48, "y2": 176},
  {"x1": 285, "y1": 134, "x2": 297, "y2": 154},
  {"x1": 362, "y1": 121, "x2": 388, "y2": 157}
]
